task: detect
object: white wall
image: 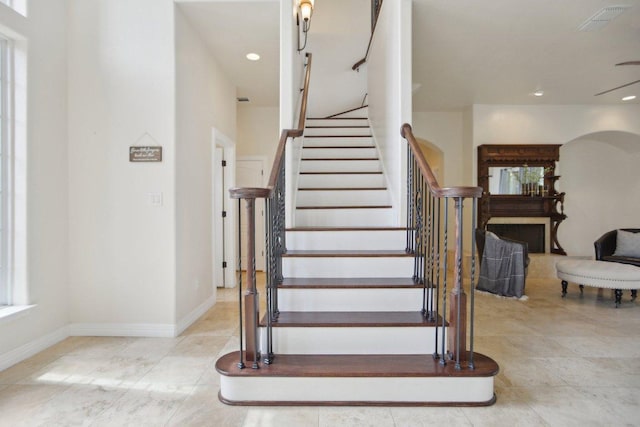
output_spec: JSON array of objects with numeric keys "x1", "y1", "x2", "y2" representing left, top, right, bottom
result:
[
  {"x1": 470, "y1": 104, "x2": 640, "y2": 256},
  {"x1": 560, "y1": 134, "x2": 640, "y2": 256},
  {"x1": 0, "y1": 0, "x2": 70, "y2": 367},
  {"x1": 367, "y1": 0, "x2": 412, "y2": 224},
  {"x1": 411, "y1": 112, "x2": 464, "y2": 187},
  {"x1": 68, "y1": 0, "x2": 177, "y2": 332},
  {"x1": 305, "y1": 0, "x2": 369, "y2": 117},
  {"x1": 237, "y1": 105, "x2": 279, "y2": 170},
  {"x1": 174, "y1": 7, "x2": 237, "y2": 324}
]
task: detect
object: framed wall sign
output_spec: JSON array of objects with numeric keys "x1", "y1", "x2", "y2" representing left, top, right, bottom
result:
[{"x1": 129, "y1": 146, "x2": 162, "y2": 162}]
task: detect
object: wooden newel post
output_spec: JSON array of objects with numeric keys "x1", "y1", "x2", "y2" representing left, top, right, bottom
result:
[
  {"x1": 230, "y1": 188, "x2": 269, "y2": 370},
  {"x1": 448, "y1": 198, "x2": 467, "y2": 362}
]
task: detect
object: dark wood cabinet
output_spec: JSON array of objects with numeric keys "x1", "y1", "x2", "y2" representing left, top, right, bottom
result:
[{"x1": 477, "y1": 144, "x2": 567, "y2": 255}]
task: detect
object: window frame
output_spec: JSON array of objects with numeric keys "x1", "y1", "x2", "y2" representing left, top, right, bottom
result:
[{"x1": 0, "y1": 35, "x2": 12, "y2": 307}]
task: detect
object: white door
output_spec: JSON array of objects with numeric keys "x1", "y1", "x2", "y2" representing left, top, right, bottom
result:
[
  {"x1": 213, "y1": 147, "x2": 225, "y2": 287},
  {"x1": 236, "y1": 159, "x2": 266, "y2": 271}
]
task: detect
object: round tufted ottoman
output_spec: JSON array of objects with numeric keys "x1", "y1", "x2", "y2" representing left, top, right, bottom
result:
[{"x1": 556, "y1": 260, "x2": 640, "y2": 307}]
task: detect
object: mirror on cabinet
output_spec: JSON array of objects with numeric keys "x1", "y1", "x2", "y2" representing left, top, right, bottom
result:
[{"x1": 488, "y1": 166, "x2": 548, "y2": 196}]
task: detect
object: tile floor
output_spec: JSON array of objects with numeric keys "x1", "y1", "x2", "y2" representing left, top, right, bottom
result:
[{"x1": 0, "y1": 255, "x2": 639, "y2": 426}]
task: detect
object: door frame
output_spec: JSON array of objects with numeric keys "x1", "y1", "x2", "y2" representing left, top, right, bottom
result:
[
  {"x1": 236, "y1": 155, "x2": 267, "y2": 272},
  {"x1": 212, "y1": 128, "x2": 236, "y2": 289}
]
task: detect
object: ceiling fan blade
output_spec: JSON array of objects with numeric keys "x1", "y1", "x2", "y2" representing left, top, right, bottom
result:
[
  {"x1": 594, "y1": 79, "x2": 640, "y2": 96},
  {"x1": 615, "y1": 61, "x2": 640, "y2": 66}
]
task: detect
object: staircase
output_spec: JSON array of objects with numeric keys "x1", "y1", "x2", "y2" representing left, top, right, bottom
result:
[{"x1": 216, "y1": 112, "x2": 499, "y2": 406}]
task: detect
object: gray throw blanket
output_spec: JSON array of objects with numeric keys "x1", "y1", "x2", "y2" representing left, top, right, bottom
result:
[{"x1": 477, "y1": 231, "x2": 526, "y2": 298}]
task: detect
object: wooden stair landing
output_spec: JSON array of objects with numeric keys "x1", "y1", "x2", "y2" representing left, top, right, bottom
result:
[
  {"x1": 216, "y1": 352, "x2": 498, "y2": 406},
  {"x1": 280, "y1": 277, "x2": 419, "y2": 288}
]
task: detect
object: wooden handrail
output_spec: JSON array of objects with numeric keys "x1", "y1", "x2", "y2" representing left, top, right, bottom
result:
[
  {"x1": 231, "y1": 52, "x2": 312, "y2": 201},
  {"x1": 401, "y1": 124, "x2": 482, "y2": 199},
  {"x1": 352, "y1": 0, "x2": 383, "y2": 71}
]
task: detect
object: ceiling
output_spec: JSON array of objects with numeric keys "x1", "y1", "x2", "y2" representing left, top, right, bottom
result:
[{"x1": 177, "y1": 0, "x2": 640, "y2": 111}]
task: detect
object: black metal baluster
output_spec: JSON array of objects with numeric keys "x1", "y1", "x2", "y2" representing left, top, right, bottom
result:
[
  {"x1": 469, "y1": 198, "x2": 477, "y2": 370},
  {"x1": 440, "y1": 199, "x2": 449, "y2": 365}
]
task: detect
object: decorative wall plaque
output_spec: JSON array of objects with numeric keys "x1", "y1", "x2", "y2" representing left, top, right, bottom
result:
[{"x1": 129, "y1": 146, "x2": 162, "y2": 162}]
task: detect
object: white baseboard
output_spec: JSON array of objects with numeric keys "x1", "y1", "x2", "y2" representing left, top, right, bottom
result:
[
  {"x1": 0, "y1": 325, "x2": 69, "y2": 371},
  {"x1": 0, "y1": 296, "x2": 217, "y2": 372},
  {"x1": 175, "y1": 294, "x2": 216, "y2": 336},
  {"x1": 67, "y1": 322, "x2": 176, "y2": 338}
]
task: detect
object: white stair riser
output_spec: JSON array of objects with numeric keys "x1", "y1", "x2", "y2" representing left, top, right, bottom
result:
[
  {"x1": 220, "y1": 376, "x2": 495, "y2": 404},
  {"x1": 260, "y1": 327, "x2": 440, "y2": 355},
  {"x1": 298, "y1": 173, "x2": 386, "y2": 188},
  {"x1": 301, "y1": 147, "x2": 377, "y2": 159},
  {"x1": 283, "y1": 257, "x2": 414, "y2": 278},
  {"x1": 300, "y1": 160, "x2": 380, "y2": 173},
  {"x1": 305, "y1": 119, "x2": 368, "y2": 127},
  {"x1": 305, "y1": 127, "x2": 371, "y2": 137},
  {"x1": 296, "y1": 189, "x2": 389, "y2": 207},
  {"x1": 278, "y1": 288, "x2": 424, "y2": 311},
  {"x1": 287, "y1": 230, "x2": 406, "y2": 251},
  {"x1": 295, "y1": 208, "x2": 394, "y2": 227},
  {"x1": 303, "y1": 137, "x2": 373, "y2": 147}
]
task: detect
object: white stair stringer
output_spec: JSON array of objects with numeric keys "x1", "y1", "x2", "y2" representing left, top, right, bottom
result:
[
  {"x1": 298, "y1": 173, "x2": 386, "y2": 188},
  {"x1": 303, "y1": 136, "x2": 374, "y2": 147},
  {"x1": 296, "y1": 189, "x2": 389, "y2": 207},
  {"x1": 282, "y1": 256, "x2": 413, "y2": 278},
  {"x1": 277, "y1": 287, "x2": 423, "y2": 312},
  {"x1": 287, "y1": 229, "x2": 406, "y2": 251},
  {"x1": 295, "y1": 207, "x2": 394, "y2": 227},
  {"x1": 260, "y1": 326, "x2": 440, "y2": 355}
]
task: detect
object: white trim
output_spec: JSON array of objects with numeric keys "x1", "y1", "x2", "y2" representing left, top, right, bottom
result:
[
  {"x1": 174, "y1": 294, "x2": 216, "y2": 336},
  {"x1": 0, "y1": 325, "x2": 68, "y2": 372},
  {"x1": 67, "y1": 322, "x2": 176, "y2": 338},
  {"x1": 0, "y1": 303, "x2": 33, "y2": 324}
]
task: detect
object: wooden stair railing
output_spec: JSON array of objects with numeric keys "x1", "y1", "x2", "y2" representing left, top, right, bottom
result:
[
  {"x1": 352, "y1": 0, "x2": 383, "y2": 71},
  {"x1": 401, "y1": 123, "x2": 482, "y2": 369},
  {"x1": 229, "y1": 52, "x2": 312, "y2": 369}
]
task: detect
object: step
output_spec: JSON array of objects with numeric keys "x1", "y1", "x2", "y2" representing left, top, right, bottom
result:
[
  {"x1": 305, "y1": 127, "x2": 371, "y2": 137},
  {"x1": 305, "y1": 118, "x2": 368, "y2": 127},
  {"x1": 298, "y1": 172, "x2": 385, "y2": 188},
  {"x1": 296, "y1": 188, "x2": 390, "y2": 207},
  {"x1": 259, "y1": 311, "x2": 441, "y2": 355},
  {"x1": 299, "y1": 159, "x2": 381, "y2": 173},
  {"x1": 302, "y1": 136, "x2": 374, "y2": 147},
  {"x1": 216, "y1": 352, "x2": 498, "y2": 405},
  {"x1": 282, "y1": 250, "x2": 414, "y2": 278},
  {"x1": 278, "y1": 278, "x2": 425, "y2": 311},
  {"x1": 301, "y1": 146, "x2": 378, "y2": 159},
  {"x1": 286, "y1": 227, "x2": 406, "y2": 251},
  {"x1": 295, "y1": 206, "x2": 395, "y2": 227}
]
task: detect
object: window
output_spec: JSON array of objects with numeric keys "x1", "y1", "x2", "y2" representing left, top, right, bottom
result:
[
  {"x1": 0, "y1": 36, "x2": 10, "y2": 307},
  {"x1": 0, "y1": 0, "x2": 27, "y2": 17}
]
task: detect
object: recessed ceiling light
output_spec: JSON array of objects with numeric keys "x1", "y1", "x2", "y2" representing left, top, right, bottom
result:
[
  {"x1": 533, "y1": 90, "x2": 544, "y2": 97},
  {"x1": 622, "y1": 95, "x2": 636, "y2": 101},
  {"x1": 246, "y1": 53, "x2": 260, "y2": 61}
]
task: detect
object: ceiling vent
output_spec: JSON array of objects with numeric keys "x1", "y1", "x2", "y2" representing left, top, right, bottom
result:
[
  {"x1": 578, "y1": 5, "x2": 631, "y2": 31},
  {"x1": 237, "y1": 97, "x2": 250, "y2": 102}
]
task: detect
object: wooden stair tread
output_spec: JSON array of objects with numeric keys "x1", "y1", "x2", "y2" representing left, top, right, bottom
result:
[
  {"x1": 300, "y1": 171, "x2": 383, "y2": 175},
  {"x1": 216, "y1": 352, "x2": 499, "y2": 378},
  {"x1": 297, "y1": 189, "x2": 387, "y2": 194},
  {"x1": 301, "y1": 158, "x2": 379, "y2": 161},
  {"x1": 303, "y1": 146, "x2": 373, "y2": 149},
  {"x1": 296, "y1": 205, "x2": 392, "y2": 210},
  {"x1": 280, "y1": 277, "x2": 418, "y2": 288},
  {"x1": 282, "y1": 250, "x2": 412, "y2": 258},
  {"x1": 269, "y1": 311, "x2": 440, "y2": 327},
  {"x1": 304, "y1": 135, "x2": 372, "y2": 138},
  {"x1": 286, "y1": 227, "x2": 406, "y2": 231},
  {"x1": 307, "y1": 117, "x2": 367, "y2": 120},
  {"x1": 305, "y1": 126, "x2": 369, "y2": 129}
]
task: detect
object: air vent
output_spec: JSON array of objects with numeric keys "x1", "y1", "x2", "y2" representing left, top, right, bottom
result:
[
  {"x1": 237, "y1": 97, "x2": 250, "y2": 102},
  {"x1": 578, "y1": 5, "x2": 631, "y2": 31}
]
